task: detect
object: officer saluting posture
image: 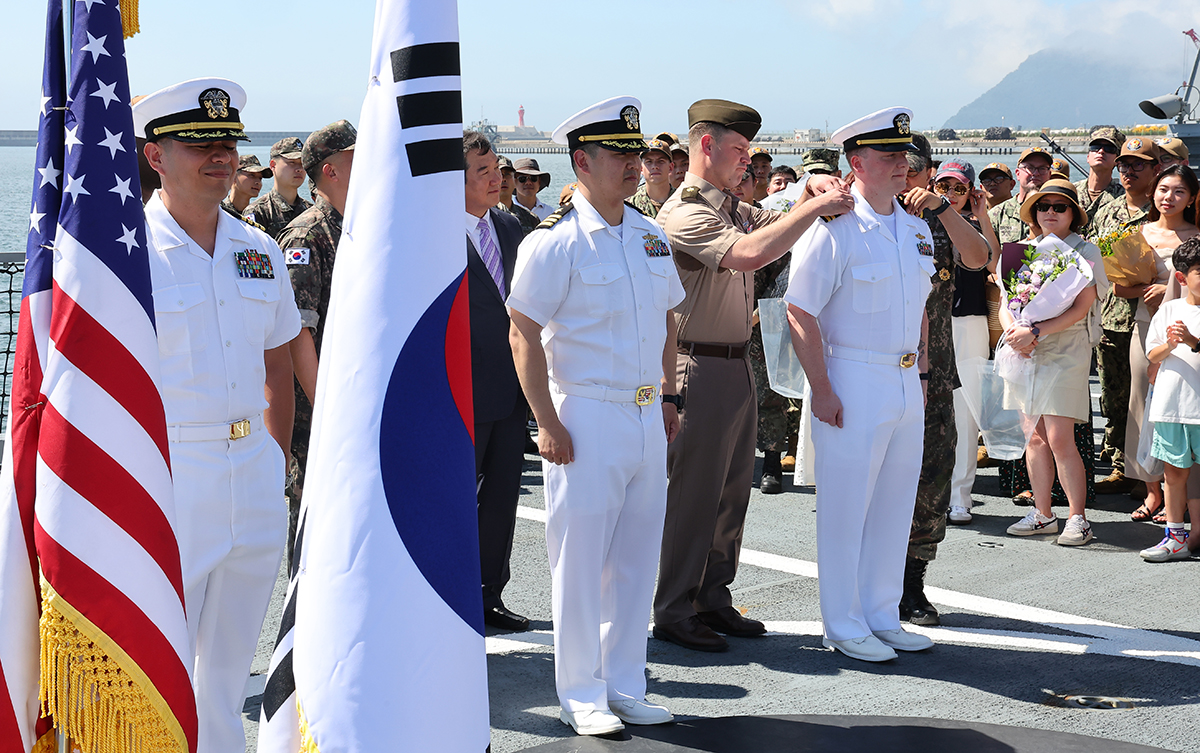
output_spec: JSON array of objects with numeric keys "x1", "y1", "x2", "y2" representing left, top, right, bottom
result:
[
  {"x1": 133, "y1": 79, "x2": 301, "y2": 752},
  {"x1": 508, "y1": 96, "x2": 685, "y2": 736},
  {"x1": 785, "y1": 107, "x2": 936, "y2": 662}
]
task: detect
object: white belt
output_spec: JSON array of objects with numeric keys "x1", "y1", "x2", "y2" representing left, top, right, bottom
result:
[
  {"x1": 167, "y1": 413, "x2": 264, "y2": 443},
  {"x1": 553, "y1": 380, "x2": 658, "y2": 406},
  {"x1": 825, "y1": 344, "x2": 918, "y2": 369}
]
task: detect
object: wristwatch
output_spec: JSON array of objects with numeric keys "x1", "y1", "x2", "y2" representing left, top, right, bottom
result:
[
  {"x1": 1191, "y1": 341, "x2": 1200, "y2": 353},
  {"x1": 1030, "y1": 325, "x2": 1040, "y2": 338},
  {"x1": 928, "y1": 196, "x2": 951, "y2": 216},
  {"x1": 661, "y1": 394, "x2": 684, "y2": 411}
]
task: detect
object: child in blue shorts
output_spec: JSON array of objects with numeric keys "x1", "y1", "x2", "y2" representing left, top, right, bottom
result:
[{"x1": 1143, "y1": 236, "x2": 1200, "y2": 561}]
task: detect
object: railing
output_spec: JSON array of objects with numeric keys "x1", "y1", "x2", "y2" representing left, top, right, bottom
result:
[{"x1": 0, "y1": 252, "x2": 24, "y2": 441}]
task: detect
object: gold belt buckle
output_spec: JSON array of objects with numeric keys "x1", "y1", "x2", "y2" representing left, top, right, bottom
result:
[
  {"x1": 229, "y1": 419, "x2": 252, "y2": 440},
  {"x1": 635, "y1": 385, "x2": 657, "y2": 406},
  {"x1": 900, "y1": 353, "x2": 917, "y2": 369}
]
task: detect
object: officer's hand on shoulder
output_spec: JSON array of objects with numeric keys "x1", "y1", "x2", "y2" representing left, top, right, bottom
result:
[
  {"x1": 805, "y1": 185, "x2": 855, "y2": 217},
  {"x1": 805, "y1": 174, "x2": 844, "y2": 196}
]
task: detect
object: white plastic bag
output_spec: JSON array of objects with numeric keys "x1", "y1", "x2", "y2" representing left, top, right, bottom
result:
[
  {"x1": 1136, "y1": 387, "x2": 1164, "y2": 476},
  {"x1": 758, "y1": 297, "x2": 806, "y2": 399},
  {"x1": 958, "y1": 357, "x2": 1061, "y2": 461}
]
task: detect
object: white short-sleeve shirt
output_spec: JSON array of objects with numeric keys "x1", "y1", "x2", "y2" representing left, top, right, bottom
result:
[
  {"x1": 507, "y1": 190, "x2": 686, "y2": 390},
  {"x1": 1147, "y1": 298, "x2": 1200, "y2": 424},
  {"x1": 784, "y1": 184, "x2": 935, "y2": 356},
  {"x1": 145, "y1": 192, "x2": 302, "y2": 425}
]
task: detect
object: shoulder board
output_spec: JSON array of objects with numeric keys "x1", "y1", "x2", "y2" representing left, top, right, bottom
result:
[
  {"x1": 535, "y1": 202, "x2": 574, "y2": 230},
  {"x1": 238, "y1": 214, "x2": 268, "y2": 233},
  {"x1": 624, "y1": 199, "x2": 650, "y2": 217},
  {"x1": 680, "y1": 186, "x2": 702, "y2": 202}
]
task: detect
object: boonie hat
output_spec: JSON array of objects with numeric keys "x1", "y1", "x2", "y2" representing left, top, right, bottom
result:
[
  {"x1": 552, "y1": 96, "x2": 646, "y2": 154},
  {"x1": 238, "y1": 154, "x2": 272, "y2": 177},
  {"x1": 687, "y1": 99, "x2": 762, "y2": 142},
  {"x1": 132, "y1": 77, "x2": 249, "y2": 143},
  {"x1": 271, "y1": 136, "x2": 304, "y2": 160},
  {"x1": 302, "y1": 120, "x2": 357, "y2": 173},
  {"x1": 513, "y1": 157, "x2": 551, "y2": 190},
  {"x1": 831, "y1": 107, "x2": 918, "y2": 153}
]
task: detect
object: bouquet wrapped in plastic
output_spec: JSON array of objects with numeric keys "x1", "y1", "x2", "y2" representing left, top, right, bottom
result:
[
  {"x1": 1101, "y1": 232, "x2": 1157, "y2": 288},
  {"x1": 995, "y1": 236, "x2": 1094, "y2": 386}
]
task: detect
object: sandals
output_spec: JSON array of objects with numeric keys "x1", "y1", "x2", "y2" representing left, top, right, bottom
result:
[
  {"x1": 1011, "y1": 490, "x2": 1034, "y2": 506},
  {"x1": 1152, "y1": 509, "x2": 1167, "y2": 524},
  {"x1": 1131, "y1": 503, "x2": 1158, "y2": 522}
]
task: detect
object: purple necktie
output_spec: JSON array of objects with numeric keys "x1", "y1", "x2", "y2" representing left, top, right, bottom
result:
[{"x1": 477, "y1": 217, "x2": 506, "y2": 299}]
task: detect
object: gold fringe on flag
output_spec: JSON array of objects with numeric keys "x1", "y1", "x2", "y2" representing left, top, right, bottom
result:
[
  {"x1": 119, "y1": 0, "x2": 139, "y2": 39},
  {"x1": 39, "y1": 588, "x2": 187, "y2": 753},
  {"x1": 297, "y1": 702, "x2": 323, "y2": 753}
]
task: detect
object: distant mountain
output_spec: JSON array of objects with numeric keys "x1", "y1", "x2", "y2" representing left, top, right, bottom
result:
[{"x1": 944, "y1": 47, "x2": 1185, "y2": 131}]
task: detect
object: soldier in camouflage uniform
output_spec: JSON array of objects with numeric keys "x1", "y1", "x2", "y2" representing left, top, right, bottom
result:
[
  {"x1": 244, "y1": 136, "x2": 314, "y2": 240},
  {"x1": 988, "y1": 147, "x2": 1052, "y2": 244},
  {"x1": 1088, "y1": 136, "x2": 1160, "y2": 492},
  {"x1": 801, "y1": 147, "x2": 841, "y2": 177},
  {"x1": 495, "y1": 155, "x2": 539, "y2": 235},
  {"x1": 901, "y1": 154, "x2": 991, "y2": 626},
  {"x1": 220, "y1": 153, "x2": 271, "y2": 219},
  {"x1": 275, "y1": 121, "x2": 356, "y2": 568},
  {"x1": 749, "y1": 251, "x2": 796, "y2": 493},
  {"x1": 1074, "y1": 126, "x2": 1125, "y2": 234},
  {"x1": 628, "y1": 139, "x2": 674, "y2": 218}
]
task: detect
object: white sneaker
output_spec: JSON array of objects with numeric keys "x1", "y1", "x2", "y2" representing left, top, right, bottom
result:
[
  {"x1": 560, "y1": 708, "x2": 624, "y2": 736},
  {"x1": 872, "y1": 628, "x2": 934, "y2": 651},
  {"x1": 948, "y1": 505, "x2": 972, "y2": 524},
  {"x1": 609, "y1": 698, "x2": 673, "y2": 725},
  {"x1": 822, "y1": 634, "x2": 897, "y2": 662},
  {"x1": 1006, "y1": 507, "x2": 1058, "y2": 536},
  {"x1": 1140, "y1": 529, "x2": 1191, "y2": 562},
  {"x1": 1056, "y1": 514, "x2": 1093, "y2": 546}
]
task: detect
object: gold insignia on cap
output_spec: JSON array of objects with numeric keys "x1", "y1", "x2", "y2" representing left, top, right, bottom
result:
[
  {"x1": 893, "y1": 112, "x2": 911, "y2": 135},
  {"x1": 199, "y1": 88, "x2": 230, "y2": 119},
  {"x1": 621, "y1": 105, "x2": 640, "y2": 132}
]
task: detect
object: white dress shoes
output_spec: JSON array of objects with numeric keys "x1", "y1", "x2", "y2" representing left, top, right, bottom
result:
[
  {"x1": 821, "y1": 634, "x2": 897, "y2": 662},
  {"x1": 872, "y1": 627, "x2": 934, "y2": 651},
  {"x1": 559, "y1": 707, "x2": 625, "y2": 736},
  {"x1": 609, "y1": 698, "x2": 674, "y2": 725}
]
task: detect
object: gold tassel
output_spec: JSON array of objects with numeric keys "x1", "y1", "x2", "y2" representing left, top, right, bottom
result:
[
  {"x1": 297, "y1": 701, "x2": 323, "y2": 753},
  {"x1": 119, "y1": 0, "x2": 139, "y2": 39},
  {"x1": 39, "y1": 591, "x2": 187, "y2": 753}
]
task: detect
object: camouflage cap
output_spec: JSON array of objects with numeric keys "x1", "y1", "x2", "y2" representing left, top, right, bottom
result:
[
  {"x1": 1119, "y1": 136, "x2": 1159, "y2": 162},
  {"x1": 801, "y1": 148, "x2": 840, "y2": 174},
  {"x1": 302, "y1": 120, "x2": 358, "y2": 173},
  {"x1": 497, "y1": 154, "x2": 515, "y2": 171},
  {"x1": 237, "y1": 154, "x2": 273, "y2": 177},
  {"x1": 1088, "y1": 125, "x2": 1125, "y2": 150},
  {"x1": 1154, "y1": 136, "x2": 1189, "y2": 162},
  {"x1": 669, "y1": 142, "x2": 688, "y2": 157},
  {"x1": 271, "y1": 136, "x2": 304, "y2": 160},
  {"x1": 1050, "y1": 158, "x2": 1070, "y2": 180}
]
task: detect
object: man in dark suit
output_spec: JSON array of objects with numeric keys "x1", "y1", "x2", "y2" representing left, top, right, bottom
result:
[{"x1": 464, "y1": 131, "x2": 530, "y2": 631}]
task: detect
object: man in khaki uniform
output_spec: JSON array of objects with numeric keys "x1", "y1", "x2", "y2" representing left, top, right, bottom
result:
[{"x1": 652, "y1": 99, "x2": 852, "y2": 652}]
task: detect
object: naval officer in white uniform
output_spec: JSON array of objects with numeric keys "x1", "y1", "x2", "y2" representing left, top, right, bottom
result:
[
  {"x1": 786, "y1": 107, "x2": 937, "y2": 662},
  {"x1": 133, "y1": 78, "x2": 301, "y2": 753},
  {"x1": 508, "y1": 96, "x2": 686, "y2": 736}
]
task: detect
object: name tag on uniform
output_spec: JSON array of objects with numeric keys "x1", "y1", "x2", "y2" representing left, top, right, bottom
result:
[
  {"x1": 286, "y1": 248, "x2": 310, "y2": 266},
  {"x1": 234, "y1": 249, "x2": 275, "y2": 279},
  {"x1": 643, "y1": 233, "x2": 670, "y2": 258}
]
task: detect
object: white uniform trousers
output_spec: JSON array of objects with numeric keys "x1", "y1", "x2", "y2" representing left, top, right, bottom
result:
[
  {"x1": 950, "y1": 315, "x2": 989, "y2": 510},
  {"x1": 544, "y1": 392, "x2": 667, "y2": 712},
  {"x1": 812, "y1": 357, "x2": 924, "y2": 641},
  {"x1": 173, "y1": 427, "x2": 287, "y2": 753}
]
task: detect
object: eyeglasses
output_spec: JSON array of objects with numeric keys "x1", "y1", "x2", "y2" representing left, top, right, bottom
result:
[
  {"x1": 980, "y1": 175, "x2": 1010, "y2": 186},
  {"x1": 1088, "y1": 143, "x2": 1119, "y2": 155},
  {"x1": 1018, "y1": 163, "x2": 1051, "y2": 175},
  {"x1": 934, "y1": 182, "x2": 970, "y2": 196},
  {"x1": 1116, "y1": 160, "x2": 1152, "y2": 174},
  {"x1": 516, "y1": 175, "x2": 542, "y2": 184},
  {"x1": 1034, "y1": 202, "x2": 1072, "y2": 214}
]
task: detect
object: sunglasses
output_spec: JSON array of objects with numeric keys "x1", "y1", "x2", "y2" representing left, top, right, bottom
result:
[
  {"x1": 1088, "y1": 143, "x2": 1119, "y2": 155},
  {"x1": 934, "y1": 182, "x2": 970, "y2": 196},
  {"x1": 1034, "y1": 201, "x2": 1072, "y2": 214},
  {"x1": 516, "y1": 175, "x2": 542, "y2": 184},
  {"x1": 1116, "y1": 160, "x2": 1152, "y2": 174}
]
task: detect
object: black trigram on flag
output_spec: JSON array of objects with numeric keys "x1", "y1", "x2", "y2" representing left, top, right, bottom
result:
[{"x1": 391, "y1": 42, "x2": 462, "y2": 177}]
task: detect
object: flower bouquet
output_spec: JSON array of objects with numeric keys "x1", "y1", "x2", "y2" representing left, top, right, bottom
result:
[{"x1": 1101, "y1": 232, "x2": 1157, "y2": 288}]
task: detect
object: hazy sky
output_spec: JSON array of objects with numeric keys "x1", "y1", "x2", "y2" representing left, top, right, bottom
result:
[{"x1": 2, "y1": 0, "x2": 1197, "y2": 134}]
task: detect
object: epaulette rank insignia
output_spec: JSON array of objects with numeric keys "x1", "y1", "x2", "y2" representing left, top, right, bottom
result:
[
  {"x1": 643, "y1": 233, "x2": 670, "y2": 258},
  {"x1": 234, "y1": 249, "x2": 275, "y2": 279},
  {"x1": 624, "y1": 199, "x2": 650, "y2": 217},
  {"x1": 536, "y1": 202, "x2": 574, "y2": 230},
  {"x1": 680, "y1": 186, "x2": 702, "y2": 202},
  {"x1": 239, "y1": 214, "x2": 268, "y2": 233}
]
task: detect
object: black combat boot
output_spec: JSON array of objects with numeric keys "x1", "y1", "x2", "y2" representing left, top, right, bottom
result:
[
  {"x1": 900, "y1": 557, "x2": 940, "y2": 626},
  {"x1": 760, "y1": 452, "x2": 783, "y2": 495}
]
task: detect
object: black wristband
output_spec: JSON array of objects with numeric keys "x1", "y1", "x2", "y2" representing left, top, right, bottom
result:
[
  {"x1": 662, "y1": 394, "x2": 684, "y2": 411},
  {"x1": 1191, "y1": 341, "x2": 1200, "y2": 353},
  {"x1": 919, "y1": 373, "x2": 930, "y2": 380},
  {"x1": 928, "y1": 196, "x2": 951, "y2": 217}
]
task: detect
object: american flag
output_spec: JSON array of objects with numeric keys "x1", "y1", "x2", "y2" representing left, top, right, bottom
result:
[{"x1": 0, "y1": 1, "x2": 196, "y2": 752}]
